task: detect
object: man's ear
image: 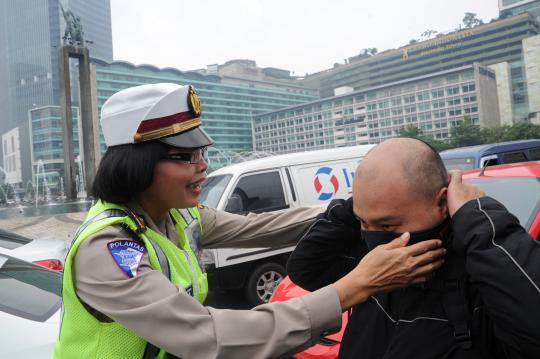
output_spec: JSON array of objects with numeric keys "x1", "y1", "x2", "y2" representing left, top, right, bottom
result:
[{"x1": 435, "y1": 186, "x2": 448, "y2": 217}]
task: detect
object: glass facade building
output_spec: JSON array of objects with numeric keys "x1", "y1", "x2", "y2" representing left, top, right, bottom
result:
[
  {"x1": 254, "y1": 64, "x2": 499, "y2": 154},
  {"x1": 317, "y1": 14, "x2": 539, "y2": 123},
  {"x1": 93, "y1": 60, "x2": 318, "y2": 168},
  {"x1": 0, "y1": 0, "x2": 112, "y2": 187},
  {"x1": 29, "y1": 106, "x2": 80, "y2": 194},
  {"x1": 500, "y1": 0, "x2": 540, "y2": 23}
]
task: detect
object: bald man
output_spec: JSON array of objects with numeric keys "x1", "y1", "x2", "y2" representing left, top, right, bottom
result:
[{"x1": 287, "y1": 138, "x2": 540, "y2": 359}]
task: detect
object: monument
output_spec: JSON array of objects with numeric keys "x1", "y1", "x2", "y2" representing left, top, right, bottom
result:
[{"x1": 59, "y1": 6, "x2": 100, "y2": 200}]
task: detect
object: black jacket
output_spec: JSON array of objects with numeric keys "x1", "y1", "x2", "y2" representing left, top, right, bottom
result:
[{"x1": 287, "y1": 197, "x2": 540, "y2": 359}]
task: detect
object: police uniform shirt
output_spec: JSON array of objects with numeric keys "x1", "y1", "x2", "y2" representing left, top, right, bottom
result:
[{"x1": 73, "y1": 202, "x2": 340, "y2": 358}]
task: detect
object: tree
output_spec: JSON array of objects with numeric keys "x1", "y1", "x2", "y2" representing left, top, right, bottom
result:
[
  {"x1": 421, "y1": 29, "x2": 438, "y2": 40},
  {"x1": 359, "y1": 48, "x2": 378, "y2": 56},
  {"x1": 462, "y1": 12, "x2": 484, "y2": 29},
  {"x1": 398, "y1": 126, "x2": 452, "y2": 152},
  {"x1": 399, "y1": 125, "x2": 424, "y2": 138},
  {"x1": 450, "y1": 118, "x2": 483, "y2": 147},
  {"x1": 482, "y1": 123, "x2": 540, "y2": 142}
]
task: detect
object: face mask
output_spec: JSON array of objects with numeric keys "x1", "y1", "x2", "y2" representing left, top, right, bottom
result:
[{"x1": 362, "y1": 217, "x2": 450, "y2": 251}]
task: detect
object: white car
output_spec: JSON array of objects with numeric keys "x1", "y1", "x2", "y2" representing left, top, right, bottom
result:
[
  {"x1": 0, "y1": 254, "x2": 62, "y2": 358},
  {"x1": 0, "y1": 229, "x2": 68, "y2": 270}
]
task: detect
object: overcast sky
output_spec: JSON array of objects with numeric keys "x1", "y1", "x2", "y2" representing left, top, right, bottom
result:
[{"x1": 111, "y1": 0, "x2": 500, "y2": 76}]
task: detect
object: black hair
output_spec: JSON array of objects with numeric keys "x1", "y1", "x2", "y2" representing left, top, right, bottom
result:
[
  {"x1": 400, "y1": 137, "x2": 448, "y2": 201},
  {"x1": 91, "y1": 141, "x2": 170, "y2": 204}
]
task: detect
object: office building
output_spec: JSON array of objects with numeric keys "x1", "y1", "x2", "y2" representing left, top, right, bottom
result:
[
  {"x1": 316, "y1": 14, "x2": 539, "y2": 123},
  {"x1": 254, "y1": 64, "x2": 499, "y2": 154},
  {"x1": 500, "y1": 0, "x2": 540, "y2": 23}
]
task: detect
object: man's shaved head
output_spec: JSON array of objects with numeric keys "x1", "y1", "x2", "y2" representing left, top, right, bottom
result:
[{"x1": 357, "y1": 138, "x2": 448, "y2": 203}]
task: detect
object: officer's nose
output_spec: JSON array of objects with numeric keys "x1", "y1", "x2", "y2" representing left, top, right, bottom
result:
[{"x1": 196, "y1": 157, "x2": 208, "y2": 173}]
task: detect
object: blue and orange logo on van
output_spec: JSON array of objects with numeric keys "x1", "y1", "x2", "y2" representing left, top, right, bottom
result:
[{"x1": 314, "y1": 167, "x2": 339, "y2": 200}]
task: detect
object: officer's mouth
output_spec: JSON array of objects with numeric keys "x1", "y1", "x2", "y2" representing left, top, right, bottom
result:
[{"x1": 187, "y1": 177, "x2": 205, "y2": 193}]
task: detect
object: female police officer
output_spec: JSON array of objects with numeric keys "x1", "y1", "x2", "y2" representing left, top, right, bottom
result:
[{"x1": 53, "y1": 83, "x2": 445, "y2": 359}]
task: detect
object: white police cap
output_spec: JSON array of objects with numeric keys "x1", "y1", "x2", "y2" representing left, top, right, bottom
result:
[{"x1": 100, "y1": 83, "x2": 214, "y2": 149}]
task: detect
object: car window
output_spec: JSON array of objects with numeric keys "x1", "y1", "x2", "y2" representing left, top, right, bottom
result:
[
  {"x1": 502, "y1": 151, "x2": 527, "y2": 164},
  {"x1": 0, "y1": 255, "x2": 62, "y2": 322},
  {"x1": 465, "y1": 177, "x2": 540, "y2": 230},
  {"x1": 228, "y1": 171, "x2": 288, "y2": 214},
  {"x1": 0, "y1": 229, "x2": 32, "y2": 250},
  {"x1": 199, "y1": 174, "x2": 232, "y2": 208}
]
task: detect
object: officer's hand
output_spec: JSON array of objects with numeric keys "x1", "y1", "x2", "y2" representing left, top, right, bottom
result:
[
  {"x1": 447, "y1": 170, "x2": 485, "y2": 217},
  {"x1": 334, "y1": 233, "x2": 445, "y2": 311}
]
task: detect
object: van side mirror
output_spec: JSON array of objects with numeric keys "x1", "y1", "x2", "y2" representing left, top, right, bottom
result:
[{"x1": 225, "y1": 194, "x2": 244, "y2": 214}]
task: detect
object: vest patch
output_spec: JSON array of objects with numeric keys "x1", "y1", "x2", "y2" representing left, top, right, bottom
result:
[
  {"x1": 185, "y1": 285, "x2": 194, "y2": 297},
  {"x1": 107, "y1": 240, "x2": 146, "y2": 278}
]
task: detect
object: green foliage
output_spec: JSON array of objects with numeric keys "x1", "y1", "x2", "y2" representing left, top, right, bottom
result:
[
  {"x1": 482, "y1": 123, "x2": 540, "y2": 143},
  {"x1": 462, "y1": 12, "x2": 484, "y2": 29},
  {"x1": 398, "y1": 126, "x2": 453, "y2": 152},
  {"x1": 449, "y1": 119, "x2": 483, "y2": 147},
  {"x1": 359, "y1": 48, "x2": 378, "y2": 56},
  {"x1": 398, "y1": 121, "x2": 540, "y2": 153}
]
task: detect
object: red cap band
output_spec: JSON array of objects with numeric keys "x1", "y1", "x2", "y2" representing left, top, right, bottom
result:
[{"x1": 136, "y1": 111, "x2": 195, "y2": 134}]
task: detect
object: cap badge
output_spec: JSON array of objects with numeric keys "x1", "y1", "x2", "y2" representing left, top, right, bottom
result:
[{"x1": 188, "y1": 86, "x2": 202, "y2": 117}]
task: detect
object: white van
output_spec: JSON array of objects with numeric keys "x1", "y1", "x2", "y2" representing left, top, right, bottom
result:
[{"x1": 199, "y1": 144, "x2": 374, "y2": 305}]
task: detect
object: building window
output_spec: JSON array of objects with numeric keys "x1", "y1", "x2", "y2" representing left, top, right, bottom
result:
[
  {"x1": 462, "y1": 84, "x2": 476, "y2": 93},
  {"x1": 403, "y1": 95, "x2": 415, "y2": 104},
  {"x1": 447, "y1": 87, "x2": 459, "y2": 96},
  {"x1": 417, "y1": 91, "x2": 430, "y2": 102},
  {"x1": 432, "y1": 100, "x2": 445, "y2": 109},
  {"x1": 431, "y1": 89, "x2": 444, "y2": 99}
]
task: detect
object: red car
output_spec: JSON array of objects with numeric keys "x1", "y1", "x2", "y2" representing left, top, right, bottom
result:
[{"x1": 270, "y1": 161, "x2": 540, "y2": 359}]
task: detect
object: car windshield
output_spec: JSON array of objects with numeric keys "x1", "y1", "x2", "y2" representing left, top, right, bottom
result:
[
  {"x1": 465, "y1": 177, "x2": 540, "y2": 229},
  {"x1": 0, "y1": 254, "x2": 62, "y2": 322},
  {"x1": 443, "y1": 157, "x2": 476, "y2": 171},
  {"x1": 0, "y1": 229, "x2": 32, "y2": 250},
  {"x1": 200, "y1": 175, "x2": 232, "y2": 208}
]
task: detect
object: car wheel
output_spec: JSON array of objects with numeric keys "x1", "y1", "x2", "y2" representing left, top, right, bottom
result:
[{"x1": 245, "y1": 262, "x2": 285, "y2": 306}]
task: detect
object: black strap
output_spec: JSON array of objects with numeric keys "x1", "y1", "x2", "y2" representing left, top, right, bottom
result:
[{"x1": 142, "y1": 342, "x2": 161, "y2": 359}]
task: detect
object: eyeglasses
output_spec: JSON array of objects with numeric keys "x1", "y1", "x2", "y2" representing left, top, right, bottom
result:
[{"x1": 161, "y1": 147, "x2": 208, "y2": 164}]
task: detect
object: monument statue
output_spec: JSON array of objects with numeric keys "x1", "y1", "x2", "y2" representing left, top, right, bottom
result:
[{"x1": 61, "y1": 5, "x2": 84, "y2": 45}]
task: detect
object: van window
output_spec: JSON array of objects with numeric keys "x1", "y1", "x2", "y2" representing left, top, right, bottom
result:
[
  {"x1": 483, "y1": 157, "x2": 499, "y2": 167},
  {"x1": 503, "y1": 151, "x2": 527, "y2": 164},
  {"x1": 530, "y1": 148, "x2": 540, "y2": 161},
  {"x1": 442, "y1": 157, "x2": 475, "y2": 171},
  {"x1": 228, "y1": 171, "x2": 288, "y2": 214}
]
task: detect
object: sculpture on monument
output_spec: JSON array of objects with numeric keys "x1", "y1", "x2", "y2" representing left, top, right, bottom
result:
[{"x1": 61, "y1": 5, "x2": 84, "y2": 45}]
